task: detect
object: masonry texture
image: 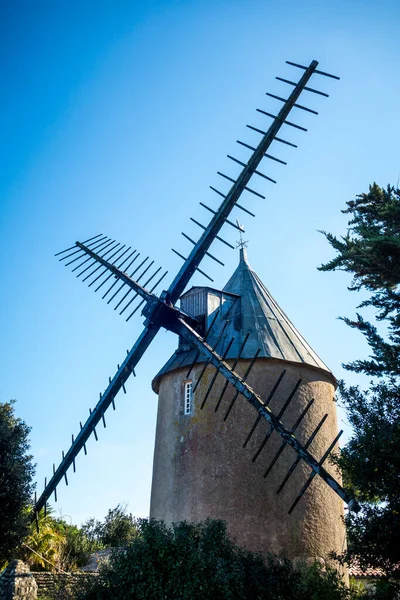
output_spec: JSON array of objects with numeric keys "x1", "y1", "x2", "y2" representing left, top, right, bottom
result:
[
  {"x1": 33, "y1": 571, "x2": 95, "y2": 598},
  {"x1": 0, "y1": 560, "x2": 37, "y2": 600},
  {"x1": 150, "y1": 249, "x2": 346, "y2": 565},
  {"x1": 150, "y1": 358, "x2": 346, "y2": 562}
]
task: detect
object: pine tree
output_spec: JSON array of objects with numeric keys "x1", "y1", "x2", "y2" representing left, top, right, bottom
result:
[{"x1": 320, "y1": 183, "x2": 400, "y2": 578}]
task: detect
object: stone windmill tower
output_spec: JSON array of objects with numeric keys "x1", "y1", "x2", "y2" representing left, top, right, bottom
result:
[{"x1": 150, "y1": 247, "x2": 346, "y2": 562}]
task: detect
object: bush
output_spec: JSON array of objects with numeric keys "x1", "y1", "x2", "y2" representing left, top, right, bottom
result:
[
  {"x1": 81, "y1": 504, "x2": 138, "y2": 548},
  {"x1": 365, "y1": 579, "x2": 400, "y2": 600},
  {"x1": 57, "y1": 521, "x2": 103, "y2": 571},
  {"x1": 75, "y1": 519, "x2": 358, "y2": 600}
]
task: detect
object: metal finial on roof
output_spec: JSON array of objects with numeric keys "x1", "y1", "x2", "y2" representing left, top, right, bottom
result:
[
  {"x1": 239, "y1": 246, "x2": 249, "y2": 264},
  {"x1": 235, "y1": 219, "x2": 248, "y2": 251}
]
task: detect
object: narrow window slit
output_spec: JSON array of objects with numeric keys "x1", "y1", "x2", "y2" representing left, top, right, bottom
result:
[{"x1": 184, "y1": 381, "x2": 193, "y2": 415}]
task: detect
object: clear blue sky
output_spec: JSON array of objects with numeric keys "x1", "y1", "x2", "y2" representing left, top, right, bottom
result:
[{"x1": 1, "y1": 0, "x2": 399, "y2": 525}]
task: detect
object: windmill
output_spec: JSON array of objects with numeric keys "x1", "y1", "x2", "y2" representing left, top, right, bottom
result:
[{"x1": 33, "y1": 60, "x2": 359, "y2": 555}]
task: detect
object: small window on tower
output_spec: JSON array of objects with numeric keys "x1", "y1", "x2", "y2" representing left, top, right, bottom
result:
[{"x1": 184, "y1": 381, "x2": 193, "y2": 415}]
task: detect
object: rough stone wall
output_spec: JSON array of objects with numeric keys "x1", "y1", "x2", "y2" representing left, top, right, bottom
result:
[
  {"x1": 0, "y1": 561, "x2": 98, "y2": 600},
  {"x1": 150, "y1": 358, "x2": 346, "y2": 564},
  {"x1": 33, "y1": 572, "x2": 96, "y2": 598},
  {"x1": 0, "y1": 560, "x2": 37, "y2": 599}
]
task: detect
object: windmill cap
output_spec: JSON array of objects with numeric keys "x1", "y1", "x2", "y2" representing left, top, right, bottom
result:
[{"x1": 152, "y1": 250, "x2": 335, "y2": 392}]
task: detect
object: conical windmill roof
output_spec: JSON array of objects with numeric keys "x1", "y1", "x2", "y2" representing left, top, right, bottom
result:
[
  {"x1": 152, "y1": 248, "x2": 333, "y2": 391},
  {"x1": 222, "y1": 247, "x2": 330, "y2": 368}
]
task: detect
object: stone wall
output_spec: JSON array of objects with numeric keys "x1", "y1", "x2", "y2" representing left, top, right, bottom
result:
[
  {"x1": 0, "y1": 561, "x2": 98, "y2": 600},
  {"x1": 0, "y1": 560, "x2": 38, "y2": 599},
  {"x1": 33, "y1": 571, "x2": 96, "y2": 598}
]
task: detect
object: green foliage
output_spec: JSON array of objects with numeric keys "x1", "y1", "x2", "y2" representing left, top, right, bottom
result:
[
  {"x1": 337, "y1": 379, "x2": 400, "y2": 505},
  {"x1": 334, "y1": 381, "x2": 400, "y2": 577},
  {"x1": 320, "y1": 183, "x2": 400, "y2": 378},
  {"x1": 319, "y1": 183, "x2": 400, "y2": 292},
  {"x1": 81, "y1": 504, "x2": 138, "y2": 548},
  {"x1": 20, "y1": 507, "x2": 66, "y2": 571},
  {"x1": 74, "y1": 518, "x2": 356, "y2": 600},
  {"x1": 19, "y1": 506, "x2": 103, "y2": 572},
  {"x1": 0, "y1": 400, "x2": 35, "y2": 564},
  {"x1": 79, "y1": 517, "x2": 101, "y2": 547},
  {"x1": 56, "y1": 519, "x2": 103, "y2": 571},
  {"x1": 320, "y1": 183, "x2": 400, "y2": 579},
  {"x1": 345, "y1": 505, "x2": 400, "y2": 578},
  {"x1": 369, "y1": 579, "x2": 400, "y2": 600},
  {"x1": 18, "y1": 503, "x2": 135, "y2": 573}
]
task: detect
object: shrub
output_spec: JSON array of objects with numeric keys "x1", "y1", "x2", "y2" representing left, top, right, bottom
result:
[{"x1": 74, "y1": 518, "x2": 359, "y2": 600}]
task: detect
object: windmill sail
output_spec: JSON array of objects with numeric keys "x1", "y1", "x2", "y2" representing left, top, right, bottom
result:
[
  {"x1": 167, "y1": 59, "x2": 337, "y2": 303},
  {"x1": 56, "y1": 237, "x2": 168, "y2": 320},
  {"x1": 33, "y1": 59, "x2": 354, "y2": 520},
  {"x1": 169, "y1": 316, "x2": 356, "y2": 510},
  {"x1": 34, "y1": 325, "x2": 159, "y2": 514}
]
